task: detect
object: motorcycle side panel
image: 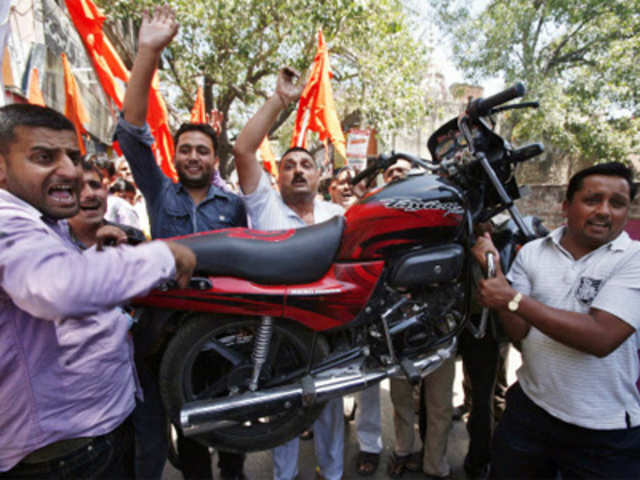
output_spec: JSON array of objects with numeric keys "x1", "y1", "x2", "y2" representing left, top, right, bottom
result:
[
  {"x1": 133, "y1": 262, "x2": 384, "y2": 331},
  {"x1": 284, "y1": 261, "x2": 384, "y2": 330},
  {"x1": 338, "y1": 174, "x2": 465, "y2": 261},
  {"x1": 388, "y1": 244, "x2": 465, "y2": 288},
  {"x1": 133, "y1": 278, "x2": 287, "y2": 317}
]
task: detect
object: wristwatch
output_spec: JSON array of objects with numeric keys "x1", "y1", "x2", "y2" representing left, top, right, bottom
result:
[{"x1": 508, "y1": 292, "x2": 523, "y2": 312}]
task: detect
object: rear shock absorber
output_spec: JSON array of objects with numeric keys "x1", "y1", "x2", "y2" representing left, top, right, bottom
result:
[{"x1": 249, "y1": 316, "x2": 273, "y2": 391}]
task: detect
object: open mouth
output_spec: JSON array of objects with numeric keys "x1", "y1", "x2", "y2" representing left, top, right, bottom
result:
[
  {"x1": 48, "y1": 184, "x2": 76, "y2": 205},
  {"x1": 79, "y1": 202, "x2": 102, "y2": 212}
]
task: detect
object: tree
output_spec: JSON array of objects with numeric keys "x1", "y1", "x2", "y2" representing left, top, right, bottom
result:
[
  {"x1": 430, "y1": 0, "x2": 640, "y2": 175},
  {"x1": 98, "y1": 0, "x2": 432, "y2": 175}
]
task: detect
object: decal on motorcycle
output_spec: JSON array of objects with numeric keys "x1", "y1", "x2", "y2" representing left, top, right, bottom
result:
[
  {"x1": 289, "y1": 288, "x2": 343, "y2": 295},
  {"x1": 380, "y1": 198, "x2": 464, "y2": 216}
]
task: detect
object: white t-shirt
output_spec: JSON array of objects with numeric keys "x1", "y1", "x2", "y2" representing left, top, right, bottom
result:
[
  {"x1": 241, "y1": 170, "x2": 343, "y2": 230},
  {"x1": 507, "y1": 227, "x2": 640, "y2": 429}
]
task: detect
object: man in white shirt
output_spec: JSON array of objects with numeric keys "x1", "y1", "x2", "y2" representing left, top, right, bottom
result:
[
  {"x1": 472, "y1": 162, "x2": 640, "y2": 479},
  {"x1": 233, "y1": 68, "x2": 344, "y2": 480}
]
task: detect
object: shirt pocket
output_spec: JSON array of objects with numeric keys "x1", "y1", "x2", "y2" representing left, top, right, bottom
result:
[{"x1": 158, "y1": 203, "x2": 193, "y2": 238}]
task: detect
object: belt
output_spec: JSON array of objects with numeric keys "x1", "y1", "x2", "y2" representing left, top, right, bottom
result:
[{"x1": 20, "y1": 421, "x2": 128, "y2": 465}]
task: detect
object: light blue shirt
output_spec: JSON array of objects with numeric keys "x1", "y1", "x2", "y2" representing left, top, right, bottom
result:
[{"x1": 0, "y1": 189, "x2": 175, "y2": 471}]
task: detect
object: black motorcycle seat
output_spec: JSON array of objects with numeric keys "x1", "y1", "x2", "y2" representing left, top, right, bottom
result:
[{"x1": 174, "y1": 216, "x2": 345, "y2": 285}]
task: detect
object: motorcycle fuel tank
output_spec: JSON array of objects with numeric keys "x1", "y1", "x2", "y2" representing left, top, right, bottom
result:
[{"x1": 337, "y1": 173, "x2": 466, "y2": 261}]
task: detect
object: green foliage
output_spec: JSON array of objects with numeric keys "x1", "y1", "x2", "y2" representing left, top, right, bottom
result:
[
  {"x1": 98, "y1": 0, "x2": 432, "y2": 173},
  {"x1": 430, "y1": 0, "x2": 640, "y2": 167}
]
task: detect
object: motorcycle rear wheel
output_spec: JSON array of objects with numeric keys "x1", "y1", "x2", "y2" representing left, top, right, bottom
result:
[{"x1": 159, "y1": 315, "x2": 328, "y2": 452}]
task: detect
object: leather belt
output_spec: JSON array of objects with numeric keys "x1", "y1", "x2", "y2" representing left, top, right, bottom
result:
[
  {"x1": 21, "y1": 437, "x2": 93, "y2": 464},
  {"x1": 19, "y1": 420, "x2": 128, "y2": 465}
]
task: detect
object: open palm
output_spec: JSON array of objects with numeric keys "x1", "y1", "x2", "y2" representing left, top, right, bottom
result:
[{"x1": 138, "y1": 5, "x2": 179, "y2": 51}]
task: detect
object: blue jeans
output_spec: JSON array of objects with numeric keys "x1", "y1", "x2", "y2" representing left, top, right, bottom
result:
[
  {"x1": 491, "y1": 383, "x2": 640, "y2": 479},
  {"x1": 0, "y1": 420, "x2": 134, "y2": 479}
]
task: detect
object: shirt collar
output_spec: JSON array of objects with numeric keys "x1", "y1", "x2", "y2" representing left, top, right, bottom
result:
[
  {"x1": 547, "y1": 225, "x2": 631, "y2": 253},
  {"x1": 176, "y1": 182, "x2": 231, "y2": 201}
]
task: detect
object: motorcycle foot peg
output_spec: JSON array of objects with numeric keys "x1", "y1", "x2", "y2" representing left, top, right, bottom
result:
[{"x1": 400, "y1": 358, "x2": 421, "y2": 386}]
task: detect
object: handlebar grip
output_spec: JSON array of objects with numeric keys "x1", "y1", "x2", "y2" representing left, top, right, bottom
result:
[
  {"x1": 510, "y1": 142, "x2": 544, "y2": 164},
  {"x1": 467, "y1": 82, "x2": 526, "y2": 118},
  {"x1": 351, "y1": 164, "x2": 377, "y2": 185}
]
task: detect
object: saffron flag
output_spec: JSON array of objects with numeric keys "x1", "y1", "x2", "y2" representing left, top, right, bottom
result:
[
  {"x1": 27, "y1": 68, "x2": 46, "y2": 106},
  {"x1": 190, "y1": 86, "x2": 207, "y2": 123},
  {"x1": 62, "y1": 53, "x2": 89, "y2": 154},
  {"x1": 65, "y1": 0, "x2": 128, "y2": 108},
  {"x1": 291, "y1": 30, "x2": 346, "y2": 167},
  {"x1": 148, "y1": 72, "x2": 177, "y2": 181},
  {"x1": 66, "y1": 0, "x2": 176, "y2": 181},
  {"x1": 258, "y1": 136, "x2": 277, "y2": 179}
]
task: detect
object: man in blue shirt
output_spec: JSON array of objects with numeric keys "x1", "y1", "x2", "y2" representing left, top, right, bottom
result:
[{"x1": 113, "y1": 6, "x2": 247, "y2": 480}]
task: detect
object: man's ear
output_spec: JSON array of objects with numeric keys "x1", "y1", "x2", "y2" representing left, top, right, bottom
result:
[
  {"x1": 561, "y1": 198, "x2": 569, "y2": 218},
  {"x1": 0, "y1": 154, "x2": 7, "y2": 187},
  {"x1": 214, "y1": 156, "x2": 220, "y2": 170}
]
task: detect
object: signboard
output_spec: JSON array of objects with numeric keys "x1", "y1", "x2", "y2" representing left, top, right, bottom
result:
[{"x1": 346, "y1": 129, "x2": 372, "y2": 171}]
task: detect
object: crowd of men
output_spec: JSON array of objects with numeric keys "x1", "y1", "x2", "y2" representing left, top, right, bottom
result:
[{"x1": 1, "y1": 4, "x2": 639, "y2": 480}]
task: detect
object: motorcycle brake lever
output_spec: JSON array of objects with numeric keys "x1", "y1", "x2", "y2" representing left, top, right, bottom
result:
[{"x1": 468, "y1": 252, "x2": 495, "y2": 339}]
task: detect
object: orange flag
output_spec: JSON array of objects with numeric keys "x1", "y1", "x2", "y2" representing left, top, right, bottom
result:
[
  {"x1": 27, "y1": 68, "x2": 46, "y2": 106},
  {"x1": 148, "y1": 72, "x2": 177, "y2": 181},
  {"x1": 258, "y1": 136, "x2": 278, "y2": 179},
  {"x1": 65, "y1": 0, "x2": 129, "y2": 108},
  {"x1": 62, "y1": 53, "x2": 89, "y2": 154},
  {"x1": 190, "y1": 86, "x2": 207, "y2": 123},
  {"x1": 291, "y1": 30, "x2": 346, "y2": 167}
]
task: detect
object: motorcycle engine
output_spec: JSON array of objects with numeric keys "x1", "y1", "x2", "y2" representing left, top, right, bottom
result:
[{"x1": 368, "y1": 282, "x2": 465, "y2": 362}]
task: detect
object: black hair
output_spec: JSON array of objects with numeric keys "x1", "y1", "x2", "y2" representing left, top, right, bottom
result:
[
  {"x1": 81, "y1": 154, "x2": 103, "y2": 180},
  {"x1": 566, "y1": 162, "x2": 637, "y2": 202},
  {"x1": 0, "y1": 104, "x2": 75, "y2": 155},
  {"x1": 174, "y1": 123, "x2": 218, "y2": 152},
  {"x1": 110, "y1": 178, "x2": 136, "y2": 195},
  {"x1": 279, "y1": 146, "x2": 318, "y2": 169}
]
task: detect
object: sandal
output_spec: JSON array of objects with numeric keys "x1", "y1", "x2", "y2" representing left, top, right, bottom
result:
[
  {"x1": 387, "y1": 451, "x2": 421, "y2": 478},
  {"x1": 356, "y1": 450, "x2": 380, "y2": 476}
]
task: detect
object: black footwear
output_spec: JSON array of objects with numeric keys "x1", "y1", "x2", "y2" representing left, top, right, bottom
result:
[
  {"x1": 464, "y1": 458, "x2": 490, "y2": 480},
  {"x1": 355, "y1": 450, "x2": 380, "y2": 476}
]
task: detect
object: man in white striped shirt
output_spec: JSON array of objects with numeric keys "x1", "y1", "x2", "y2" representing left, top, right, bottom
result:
[
  {"x1": 472, "y1": 162, "x2": 640, "y2": 479},
  {"x1": 233, "y1": 67, "x2": 344, "y2": 480}
]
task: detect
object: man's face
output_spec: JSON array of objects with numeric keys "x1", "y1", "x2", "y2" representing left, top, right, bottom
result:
[
  {"x1": 383, "y1": 159, "x2": 412, "y2": 184},
  {"x1": 330, "y1": 169, "x2": 356, "y2": 208},
  {"x1": 278, "y1": 150, "x2": 320, "y2": 205},
  {"x1": 116, "y1": 160, "x2": 134, "y2": 183},
  {"x1": 72, "y1": 170, "x2": 108, "y2": 226},
  {"x1": 174, "y1": 130, "x2": 217, "y2": 189},
  {"x1": 562, "y1": 174, "x2": 631, "y2": 252},
  {"x1": 0, "y1": 126, "x2": 81, "y2": 219}
]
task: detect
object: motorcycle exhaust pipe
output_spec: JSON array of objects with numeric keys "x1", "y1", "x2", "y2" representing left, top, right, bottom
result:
[{"x1": 180, "y1": 338, "x2": 456, "y2": 437}]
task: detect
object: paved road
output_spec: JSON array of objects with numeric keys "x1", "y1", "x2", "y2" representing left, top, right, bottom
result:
[{"x1": 163, "y1": 349, "x2": 522, "y2": 480}]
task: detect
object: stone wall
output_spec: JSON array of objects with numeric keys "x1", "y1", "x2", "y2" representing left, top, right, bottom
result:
[{"x1": 515, "y1": 184, "x2": 640, "y2": 230}]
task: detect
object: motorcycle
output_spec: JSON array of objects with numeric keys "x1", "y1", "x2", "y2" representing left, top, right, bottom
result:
[{"x1": 131, "y1": 82, "x2": 544, "y2": 453}]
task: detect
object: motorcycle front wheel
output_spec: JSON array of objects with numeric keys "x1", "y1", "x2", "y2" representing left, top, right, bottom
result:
[{"x1": 159, "y1": 314, "x2": 328, "y2": 452}]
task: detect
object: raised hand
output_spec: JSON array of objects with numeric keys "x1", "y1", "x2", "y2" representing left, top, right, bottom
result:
[
  {"x1": 138, "y1": 4, "x2": 179, "y2": 53},
  {"x1": 275, "y1": 67, "x2": 304, "y2": 107}
]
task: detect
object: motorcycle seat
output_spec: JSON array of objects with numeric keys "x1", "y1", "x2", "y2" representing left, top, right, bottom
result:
[{"x1": 174, "y1": 216, "x2": 345, "y2": 285}]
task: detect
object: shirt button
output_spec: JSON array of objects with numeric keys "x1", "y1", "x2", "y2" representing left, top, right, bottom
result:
[{"x1": 88, "y1": 445, "x2": 93, "y2": 452}]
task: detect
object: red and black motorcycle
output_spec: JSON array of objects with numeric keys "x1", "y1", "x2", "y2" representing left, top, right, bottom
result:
[{"x1": 132, "y1": 82, "x2": 543, "y2": 452}]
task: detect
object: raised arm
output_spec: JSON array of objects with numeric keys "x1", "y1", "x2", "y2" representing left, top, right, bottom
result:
[
  {"x1": 233, "y1": 67, "x2": 303, "y2": 194},
  {"x1": 123, "y1": 5, "x2": 178, "y2": 126}
]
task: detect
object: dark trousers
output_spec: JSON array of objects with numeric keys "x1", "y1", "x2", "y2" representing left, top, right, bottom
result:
[
  {"x1": 0, "y1": 419, "x2": 134, "y2": 480},
  {"x1": 458, "y1": 326, "x2": 506, "y2": 471},
  {"x1": 491, "y1": 383, "x2": 640, "y2": 479}
]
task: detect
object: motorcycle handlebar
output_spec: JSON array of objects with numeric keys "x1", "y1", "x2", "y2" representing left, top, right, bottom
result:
[
  {"x1": 350, "y1": 153, "x2": 430, "y2": 186},
  {"x1": 467, "y1": 82, "x2": 526, "y2": 119}
]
